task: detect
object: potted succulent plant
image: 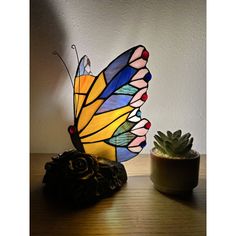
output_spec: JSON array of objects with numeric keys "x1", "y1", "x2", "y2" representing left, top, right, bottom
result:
[{"x1": 150, "y1": 130, "x2": 200, "y2": 195}]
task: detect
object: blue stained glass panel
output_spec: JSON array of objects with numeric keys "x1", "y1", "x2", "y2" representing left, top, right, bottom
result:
[
  {"x1": 100, "y1": 66, "x2": 137, "y2": 99},
  {"x1": 117, "y1": 147, "x2": 137, "y2": 162},
  {"x1": 104, "y1": 49, "x2": 133, "y2": 83},
  {"x1": 96, "y1": 94, "x2": 133, "y2": 114}
]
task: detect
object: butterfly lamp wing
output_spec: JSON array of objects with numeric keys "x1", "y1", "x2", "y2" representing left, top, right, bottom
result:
[{"x1": 68, "y1": 45, "x2": 152, "y2": 162}]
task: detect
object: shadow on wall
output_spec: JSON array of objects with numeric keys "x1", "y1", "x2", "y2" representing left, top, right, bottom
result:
[{"x1": 30, "y1": 0, "x2": 72, "y2": 153}]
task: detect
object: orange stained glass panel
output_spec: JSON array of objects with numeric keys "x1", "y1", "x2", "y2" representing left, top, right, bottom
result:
[{"x1": 74, "y1": 75, "x2": 95, "y2": 94}]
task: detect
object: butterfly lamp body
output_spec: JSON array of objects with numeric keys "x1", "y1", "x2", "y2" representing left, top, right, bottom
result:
[
  {"x1": 43, "y1": 45, "x2": 152, "y2": 207},
  {"x1": 68, "y1": 45, "x2": 152, "y2": 162}
]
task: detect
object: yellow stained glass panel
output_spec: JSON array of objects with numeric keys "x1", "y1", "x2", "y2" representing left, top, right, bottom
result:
[
  {"x1": 74, "y1": 94, "x2": 86, "y2": 118},
  {"x1": 83, "y1": 141, "x2": 116, "y2": 161},
  {"x1": 80, "y1": 106, "x2": 133, "y2": 137},
  {"x1": 86, "y1": 73, "x2": 106, "y2": 104},
  {"x1": 81, "y1": 113, "x2": 128, "y2": 142},
  {"x1": 77, "y1": 99, "x2": 104, "y2": 131}
]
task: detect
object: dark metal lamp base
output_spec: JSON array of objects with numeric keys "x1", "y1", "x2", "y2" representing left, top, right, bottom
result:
[{"x1": 43, "y1": 150, "x2": 127, "y2": 208}]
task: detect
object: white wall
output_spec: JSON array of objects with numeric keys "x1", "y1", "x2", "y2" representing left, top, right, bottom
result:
[{"x1": 30, "y1": 0, "x2": 206, "y2": 154}]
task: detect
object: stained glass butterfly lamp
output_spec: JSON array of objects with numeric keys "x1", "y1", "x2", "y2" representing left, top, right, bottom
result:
[{"x1": 43, "y1": 45, "x2": 152, "y2": 207}]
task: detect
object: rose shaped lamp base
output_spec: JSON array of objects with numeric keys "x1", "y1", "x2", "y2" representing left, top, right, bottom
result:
[{"x1": 43, "y1": 150, "x2": 127, "y2": 208}]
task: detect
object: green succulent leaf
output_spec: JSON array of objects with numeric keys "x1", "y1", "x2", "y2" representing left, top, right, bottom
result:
[
  {"x1": 164, "y1": 141, "x2": 175, "y2": 156},
  {"x1": 172, "y1": 138, "x2": 179, "y2": 146},
  {"x1": 154, "y1": 135, "x2": 165, "y2": 146},
  {"x1": 190, "y1": 137, "x2": 194, "y2": 143},
  {"x1": 179, "y1": 133, "x2": 191, "y2": 142},
  {"x1": 153, "y1": 141, "x2": 166, "y2": 154},
  {"x1": 157, "y1": 131, "x2": 168, "y2": 141},
  {"x1": 173, "y1": 130, "x2": 182, "y2": 138},
  {"x1": 177, "y1": 139, "x2": 189, "y2": 149},
  {"x1": 178, "y1": 143, "x2": 193, "y2": 155},
  {"x1": 167, "y1": 131, "x2": 173, "y2": 139}
]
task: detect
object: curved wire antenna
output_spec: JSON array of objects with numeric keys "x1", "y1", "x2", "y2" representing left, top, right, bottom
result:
[
  {"x1": 52, "y1": 50, "x2": 73, "y2": 87},
  {"x1": 71, "y1": 44, "x2": 79, "y2": 65}
]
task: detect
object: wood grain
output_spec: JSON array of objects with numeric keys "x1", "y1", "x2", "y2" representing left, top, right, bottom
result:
[{"x1": 30, "y1": 154, "x2": 206, "y2": 236}]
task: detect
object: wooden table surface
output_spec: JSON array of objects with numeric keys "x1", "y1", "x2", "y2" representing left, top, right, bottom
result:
[{"x1": 31, "y1": 154, "x2": 206, "y2": 236}]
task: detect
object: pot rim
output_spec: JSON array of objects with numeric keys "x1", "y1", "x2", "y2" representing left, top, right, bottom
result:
[{"x1": 150, "y1": 147, "x2": 200, "y2": 160}]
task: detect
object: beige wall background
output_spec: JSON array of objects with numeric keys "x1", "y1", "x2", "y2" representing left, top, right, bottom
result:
[{"x1": 30, "y1": 0, "x2": 206, "y2": 154}]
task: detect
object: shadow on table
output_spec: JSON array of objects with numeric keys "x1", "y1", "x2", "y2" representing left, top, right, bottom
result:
[
  {"x1": 30, "y1": 184, "x2": 122, "y2": 235},
  {"x1": 157, "y1": 178, "x2": 206, "y2": 213},
  {"x1": 30, "y1": 183, "x2": 122, "y2": 215},
  {"x1": 127, "y1": 175, "x2": 206, "y2": 214}
]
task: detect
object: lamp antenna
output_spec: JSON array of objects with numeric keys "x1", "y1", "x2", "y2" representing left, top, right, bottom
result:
[
  {"x1": 52, "y1": 50, "x2": 73, "y2": 87},
  {"x1": 71, "y1": 44, "x2": 79, "y2": 66}
]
